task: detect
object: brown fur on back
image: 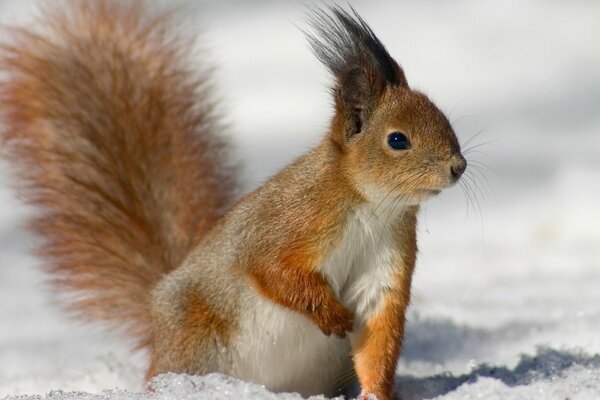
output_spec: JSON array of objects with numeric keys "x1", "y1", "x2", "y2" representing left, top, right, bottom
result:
[{"x1": 0, "y1": 0, "x2": 236, "y2": 348}]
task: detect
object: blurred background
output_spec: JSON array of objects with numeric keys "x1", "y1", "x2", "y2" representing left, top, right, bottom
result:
[{"x1": 0, "y1": 0, "x2": 599, "y2": 398}]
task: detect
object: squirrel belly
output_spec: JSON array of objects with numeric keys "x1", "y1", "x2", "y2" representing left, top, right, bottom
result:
[{"x1": 154, "y1": 265, "x2": 352, "y2": 396}]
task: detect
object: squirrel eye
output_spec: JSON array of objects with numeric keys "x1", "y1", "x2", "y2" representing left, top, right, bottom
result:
[{"x1": 387, "y1": 132, "x2": 410, "y2": 150}]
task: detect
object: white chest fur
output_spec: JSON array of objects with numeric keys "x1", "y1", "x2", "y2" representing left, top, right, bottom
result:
[
  {"x1": 323, "y1": 199, "x2": 406, "y2": 325},
  {"x1": 230, "y1": 194, "x2": 411, "y2": 396}
]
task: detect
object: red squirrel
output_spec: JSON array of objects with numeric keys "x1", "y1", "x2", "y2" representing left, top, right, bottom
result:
[{"x1": 0, "y1": 2, "x2": 466, "y2": 399}]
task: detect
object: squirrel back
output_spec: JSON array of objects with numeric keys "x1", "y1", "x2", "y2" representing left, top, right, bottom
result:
[{"x1": 0, "y1": 0, "x2": 236, "y2": 348}]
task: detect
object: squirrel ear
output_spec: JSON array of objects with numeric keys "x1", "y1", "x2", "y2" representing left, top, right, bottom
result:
[
  {"x1": 305, "y1": 6, "x2": 408, "y2": 141},
  {"x1": 337, "y1": 66, "x2": 381, "y2": 137}
]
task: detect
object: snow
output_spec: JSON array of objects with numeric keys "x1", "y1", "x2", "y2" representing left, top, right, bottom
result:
[{"x1": 1, "y1": 0, "x2": 600, "y2": 399}]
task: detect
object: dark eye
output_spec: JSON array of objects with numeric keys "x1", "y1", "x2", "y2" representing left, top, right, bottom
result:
[{"x1": 387, "y1": 132, "x2": 410, "y2": 150}]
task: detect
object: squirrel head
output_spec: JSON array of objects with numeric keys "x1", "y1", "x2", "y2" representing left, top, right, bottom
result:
[{"x1": 306, "y1": 7, "x2": 466, "y2": 205}]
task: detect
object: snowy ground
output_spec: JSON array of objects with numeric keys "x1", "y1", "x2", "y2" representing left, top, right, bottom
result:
[{"x1": 1, "y1": 0, "x2": 600, "y2": 399}]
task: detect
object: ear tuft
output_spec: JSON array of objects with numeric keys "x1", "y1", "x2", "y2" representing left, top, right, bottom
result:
[
  {"x1": 304, "y1": 6, "x2": 407, "y2": 140},
  {"x1": 304, "y1": 6, "x2": 407, "y2": 89}
]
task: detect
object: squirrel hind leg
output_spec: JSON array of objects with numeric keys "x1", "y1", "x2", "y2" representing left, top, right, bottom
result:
[{"x1": 149, "y1": 282, "x2": 236, "y2": 378}]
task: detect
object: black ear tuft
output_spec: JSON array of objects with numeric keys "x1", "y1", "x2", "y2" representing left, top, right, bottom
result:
[
  {"x1": 304, "y1": 5, "x2": 406, "y2": 89},
  {"x1": 304, "y1": 6, "x2": 407, "y2": 140}
]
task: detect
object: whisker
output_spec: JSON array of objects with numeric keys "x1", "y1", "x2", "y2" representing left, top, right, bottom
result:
[
  {"x1": 468, "y1": 159, "x2": 497, "y2": 175},
  {"x1": 370, "y1": 181, "x2": 405, "y2": 220},
  {"x1": 462, "y1": 149, "x2": 490, "y2": 158},
  {"x1": 462, "y1": 139, "x2": 497, "y2": 155},
  {"x1": 461, "y1": 126, "x2": 487, "y2": 149},
  {"x1": 464, "y1": 169, "x2": 488, "y2": 201},
  {"x1": 387, "y1": 176, "x2": 424, "y2": 220},
  {"x1": 460, "y1": 172, "x2": 484, "y2": 228},
  {"x1": 466, "y1": 164, "x2": 494, "y2": 199},
  {"x1": 374, "y1": 176, "x2": 425, "y2": 247},
  {"x1": 371, "y1": 169, "x2": 424, "y2": 219},
  {"x1": 376, "y1": 173, "x2": 423, "y2": 220},
  {"x1": 458, "y1": 180, "x2": 472, "y2": 223},
  {"x1": 451, "y1": 114, "x2": 475, "y2": 125}
]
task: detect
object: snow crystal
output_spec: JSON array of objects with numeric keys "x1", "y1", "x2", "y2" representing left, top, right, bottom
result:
[{"x1": 3, "y1": 374, "x2": 337, "y2": 400}]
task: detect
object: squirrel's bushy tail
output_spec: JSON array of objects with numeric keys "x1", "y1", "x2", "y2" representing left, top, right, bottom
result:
[{"x1": 0, "y1": 0, "x2": 235, "y2": 348}]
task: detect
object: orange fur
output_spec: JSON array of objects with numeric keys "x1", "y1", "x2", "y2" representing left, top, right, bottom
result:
[
  {"x1": 184, "y1": 292, "x2": 233, "y2": 341},
  {"x1": 248, "y1": 265, "x2": 354, "y2": 337},
  {"x1": 236, "y1": 143, "x2": 384, "y2": 339}
]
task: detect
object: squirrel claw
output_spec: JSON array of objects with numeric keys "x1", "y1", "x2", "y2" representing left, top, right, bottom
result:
[{"x1": 310, "y1": 300, "x2": 354, "y2": 338}]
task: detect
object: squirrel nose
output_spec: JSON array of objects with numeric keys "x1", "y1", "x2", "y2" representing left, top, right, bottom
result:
[{"x1": 450, "y1": 157, "x2": 467, "y2": 181}]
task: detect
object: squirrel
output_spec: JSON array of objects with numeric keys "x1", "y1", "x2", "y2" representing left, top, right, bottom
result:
[{"x1": 0, "y1": 2, "x2": 466, "y2": 400}]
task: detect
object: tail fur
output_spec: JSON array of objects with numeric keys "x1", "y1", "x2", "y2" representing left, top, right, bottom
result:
[{"x1": 0, "y1": 0, "x2": 236, "y2": 348}]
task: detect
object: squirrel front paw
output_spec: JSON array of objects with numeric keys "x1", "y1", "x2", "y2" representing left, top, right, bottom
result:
[{"x1": 308, "y1": 296, "x2": 354, "y2": 338}]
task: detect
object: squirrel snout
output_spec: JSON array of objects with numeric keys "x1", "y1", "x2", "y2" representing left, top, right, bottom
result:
[{"x1": 450, "y1": 156, "x2": 467, "y2": 181}]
